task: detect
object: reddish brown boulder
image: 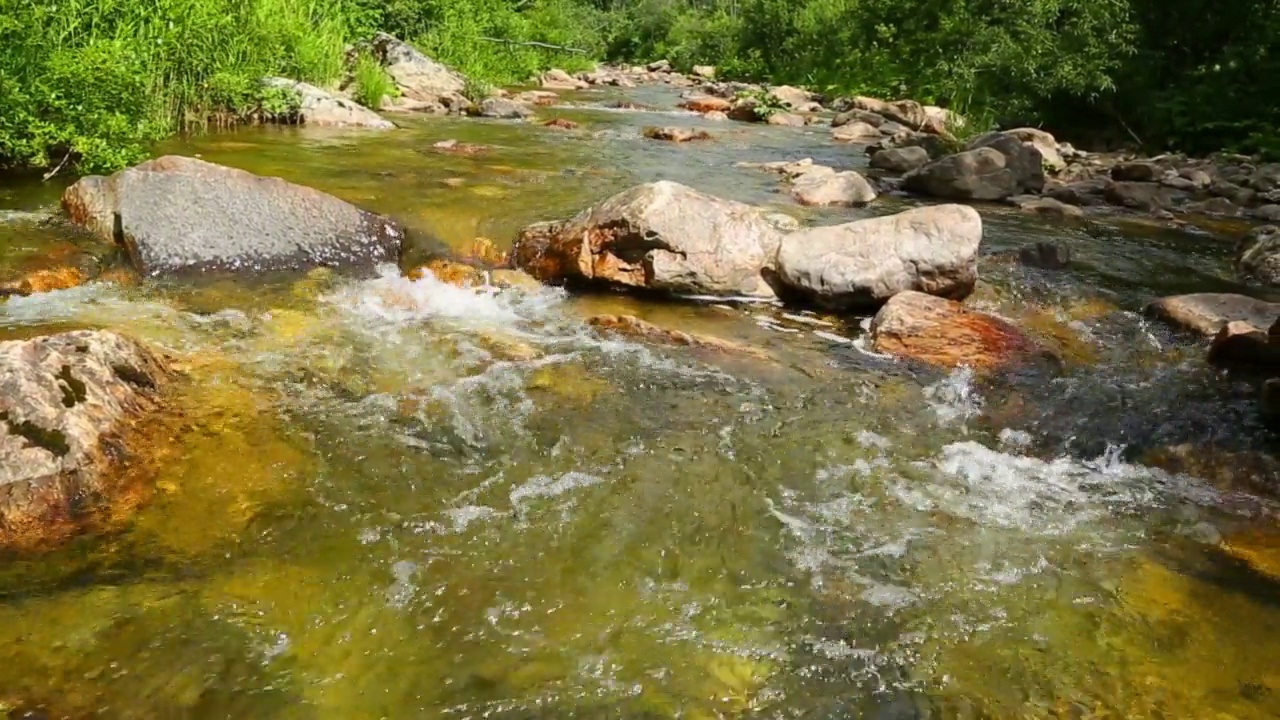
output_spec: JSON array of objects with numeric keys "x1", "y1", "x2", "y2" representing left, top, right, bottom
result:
[
  {"x1": 679, "y1": 95, "x2": 732, "y2": 114},
  {"x1": 870, "y1": 291, "x2": 1043, "y2": 370},
  {"x1": 643, "y1": 127, "x2": 712, "y2": 143},
  {"x1": 543, "y1": 118, "x2": 579, "y2": 130}
]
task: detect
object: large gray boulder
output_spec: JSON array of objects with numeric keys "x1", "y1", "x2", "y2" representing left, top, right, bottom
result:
[
  {"x1": 512, "y1": 181, "x2": 784, "y2": 298},
  {"x1": 370, "y1": 32, "x2": 468, "y2": 110},
  {"x1": 870, "y1": 146, "x2": 930, "y2": 174},
  {"x1": 969, "y1": 128, "x2": 1064, "y2": 173},
  {"x1": 1237, "y1": 225, "x2": 1280, "y2": 287},
  {"x1": 261, "y1": 77, "x2": 394, "y2": 129},
  {"x1": 61, "y1": 156, "x2": 405, "y2": 276},
  {"x1": 903, "y1": 137, "x2": 1044, "y2": 201},
  {"x1": 1146, "y1": 293, "x2": 1280, "y2": 335},
  {"x1": 471, "y1": 97, "x2": 534, "y2": 119},
  {"x1": 774, "y1": 204, "x2": 982, "y2": 310},
  {"x1": 0, "y1": 331, "x2": 168, "y2": 546}
]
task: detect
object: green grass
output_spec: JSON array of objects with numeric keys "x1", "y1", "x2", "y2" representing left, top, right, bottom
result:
[{"x1": 351, "y1": 52, "x2": 397, "y2": 109}]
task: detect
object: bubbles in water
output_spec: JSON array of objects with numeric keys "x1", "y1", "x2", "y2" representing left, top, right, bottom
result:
[
  {"x1": 510, "y1": 471, "x2": 608, "y2": 506},
  {"x1": 924, "y1": 367, "x2": 982, "y2": 427}
]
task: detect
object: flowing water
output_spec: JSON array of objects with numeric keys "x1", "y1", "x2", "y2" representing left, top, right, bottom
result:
[{"x1": 3, "y1": 86, "x2": 1280, "y2": 719}]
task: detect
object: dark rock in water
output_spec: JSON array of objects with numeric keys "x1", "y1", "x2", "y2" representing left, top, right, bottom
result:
[
  {"x1": 1146, "y1": 293, "x2": 1280, "y2": 335},
  {"x1": 1046, "y1": 178, "x2": 1107, "y2": 206},
  {"x1": 869, "y1": 146, "x2": 930, "y2": 174},
  {"x1": 1236, "y1": 225, "x2": 1280, "y2": 287},
  {"x1": 1207, "y1": 320, "x2": 1280, "y2": 366},
  {"x1": 1104, "y1": 181, "x2": 1186, "y2": 211},
  {"x1": 1111, "y1": 160, "x2": 1162, "y2": 182},
  {"x1": 61, "y1": 156, "x2": 406, "y2": 276},
  {"x1": 1018, "y1": 242, "x2": 1072, "y2": 269},
  {"x1": 1012, "y1": 195, "x2": 1086, "y2": 219},
  {"x1": 0, "y1": 331, "x2": 168, "y2": 547}
]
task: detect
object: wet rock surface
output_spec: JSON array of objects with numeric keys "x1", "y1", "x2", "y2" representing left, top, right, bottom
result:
[
  {"x1": 1146, "y1": 293, "x2": 1280, "y2": 335},
  {"x1": 512, "y1": 181, "x2": 783, "y2": 298},
  {"x1": 0, "y1": 331, "x2": 168, "y2": 547},
  {"x1": 870, "y1": 290, "x2": 1044, "y2": 370},
  {"x1": 774, "y1": 204, "x2": 982, "y2": 310},
  {"x1": 61, "y1": 155, "x2": 406, "y2": 276}
]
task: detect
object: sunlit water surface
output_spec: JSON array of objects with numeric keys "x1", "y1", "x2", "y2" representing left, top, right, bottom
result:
[{"x1": 2, "y1": 86, "x2": 1280, "y2": 719}]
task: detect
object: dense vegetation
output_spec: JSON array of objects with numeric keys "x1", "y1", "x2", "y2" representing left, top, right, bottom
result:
[{"x1": 1, "y1": 0, "x2": 1277, "y2": 173}]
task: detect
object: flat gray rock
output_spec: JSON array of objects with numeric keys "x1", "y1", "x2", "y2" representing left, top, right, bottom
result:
[
  {"x1": 262, "y1": 77, "x2": 394, "y2": 129},
  {"x1": 775, "y1": 204, "x2": 982, "y2": 310},
  {"x1": 1146, "y1": 293, "x2": 1280, "y2": 335},
  {"x1": 62, "y1": 156, "x2": 405, "y2": 276}
]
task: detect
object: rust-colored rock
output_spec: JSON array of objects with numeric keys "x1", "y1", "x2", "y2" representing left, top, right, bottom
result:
[
  {"x1": 680, "y1": 95, "x2": 732, "y2": 114},
  {"x1": 587, "y1": 315, "x2": 770, "y2": 360},
  {"x1": 0, "y1": 331, "x2": 169, "y2": 549},
  {"x1": 543, "y1": 118, "x2": 579, "y2": 130},
  {"x1": 643, "y1": 127, "x2": 712, "y2": 143},
  {"x1": 407, "y1": 258, "x2": 485, "y2": 286},
  {"x1": 870, "y1": 291, "x2": 1043, "y2": 370},
  {"x1": 466, "y1": 237, "x2": 508, "y2": 266},
  {"x1": 0, "y1": 267, "x2": 87, "y2": 297},
  {"x1": 1207, "y1": 320, "x2": 1280, "y2": 366}
]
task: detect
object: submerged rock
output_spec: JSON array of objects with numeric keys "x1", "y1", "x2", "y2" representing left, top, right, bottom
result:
[
  {"x1": 543, "y1": 118, "x2": 579, "y2": 130},
  {"x1": 789, "y1": 168, "x2": 877, "y2": 207},
  {"x1": 643, "y1": 127, "x2": 712, "y2": 142},
  {"x1": 1236, "y1": 225, "x2": 1280, "y2": 287},
  {"x1": 261, "y1": 77, "x2": 394, "y2": 129},
  {"x1": 1146, "y1": 293, "x2": 1280, "y2": 335},
  {"x1": 586, "y1": 314, "x2": 771, "y2": 360},
  {"x1": 870, "y1": 291, "x2": 1043, "y2": 370},
  {"x1": 369, "y1": 32, "x2": 468, "y2": 111},
  {"x1": 61, "y1": 155, "x2": 405, "y2": 276},
  {"x1": 0, "y1": 331, "x2": 168, "y2": 547},
  {"x1": 0, "y1": 267, "x2": 89, "y2": 297},
  {"x1": 774, "y1": 204, "x2": 982, "y2": 310},
  {"x1": 1018, "y1": 241, "x2": 1072, "y2": 270},
  {"x1": 512, "y1": 181, "x2": 783, "y2": 298}
]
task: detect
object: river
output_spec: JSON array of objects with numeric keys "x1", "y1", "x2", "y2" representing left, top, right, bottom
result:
[{"x1": 1, "y1": 84, "x2": 1279, "y2": 718}]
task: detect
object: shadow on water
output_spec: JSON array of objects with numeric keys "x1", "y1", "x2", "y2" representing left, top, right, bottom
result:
[{"x1": 1, "y1": 85, "x2": 1280, "y2": 718}]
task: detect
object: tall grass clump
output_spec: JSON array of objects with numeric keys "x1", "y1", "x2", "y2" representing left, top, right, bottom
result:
[
  {"x1": 351, "y1": 52, "x2": 397, "y2": 109},
  {"x1": 0, "y1": 0, "x2": 350, "y2": 173}
]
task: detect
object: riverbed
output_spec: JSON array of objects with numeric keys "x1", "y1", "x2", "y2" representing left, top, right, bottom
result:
[{"x1": 2, "y1": 84, "x2": 1279, "y2": 718}]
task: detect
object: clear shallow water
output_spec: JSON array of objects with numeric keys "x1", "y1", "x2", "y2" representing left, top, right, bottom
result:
[{"x1": 2, "y1": 87, "x2": 1280, "y2": 718}]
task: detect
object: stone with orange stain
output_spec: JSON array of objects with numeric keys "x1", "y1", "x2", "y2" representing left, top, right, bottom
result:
[
  {"x1": 587, "y1": 314, "x2": 772, "y2": 361},
  {"x1": 679, "y1": 95, "x2": 732, "y2": 114},
  {"x1": 543, "y1": 118, "x2": 579, "y2": 130},
  {"x1": 0, "y1": 330, "x2": 170, "y2": 551},
  {"x1": 643, "y1": 127, "x2": 713, "y2": 143},
  {"x1": 466, "y1": 237, "x2": 508, "y2": 267},
  {"x1": 870, "y1": 291, "x2": 1045, "y2": 370},
  {"x1": 95, "y1": 267, "x2": 138, "y2": 287},
  {"x1": 406, "y1": 258, "x2": 484, "y2": 286},
  {"x1": 511, "y1": 181, "x2": 783, "y2": 298},
  {"x1": 0, "y1": 267, "x2": 86, "y2": 297},
  {"x1": 1220, "y1": 527, "x2": 1280, "y2": 581}
]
